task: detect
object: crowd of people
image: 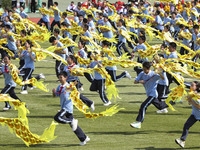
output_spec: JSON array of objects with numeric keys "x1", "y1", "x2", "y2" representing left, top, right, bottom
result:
[{"x1": 0, "y1": 0, "x2": 200, "y2": 148}]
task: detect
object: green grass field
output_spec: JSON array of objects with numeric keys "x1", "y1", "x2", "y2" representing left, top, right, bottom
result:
[{"x1": 0, "y1": 37, "x2": 200, "y2": 150}]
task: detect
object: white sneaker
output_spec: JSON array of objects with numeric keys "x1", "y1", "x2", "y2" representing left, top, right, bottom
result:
[
  {"x1": 29, "y1": 86, "x2": 36, "y2": 90},
  {"x1": 79, "y1": 87, "x2": 84, "y2": 91},
  {"x1": 3, "y1": 106, "x2": 11, "y2": 111},
  {"x1": 175, "y1": 138, "x2": 185, "y2": 148},
  {"x1": 80, "y1": 136, "x2": 90, "y2": 146},
  {"x1": 156, "y1": 108, "x2": 168, "y2": 113},
  {"x1": 39, "y1": 73, "x2": 45, "y2": 80},
  {"x1": 104, "y1": 101, "x2": 111, "y2": 106},
  {"x1": 20, "y1": 90, "x2": 28, "y2": 94},
  {"x1": 71, "y1": 119, "x2": 78, "y2": 131},
  {"x1": 125, "y1": 71, "x2": 132, "y2": 80},
  {"x1": 91, "y1": 102, "x2": 95, "y2": 112},
  {"x1": 130, "y1": 122, "x2": 141, "y2": 129}
]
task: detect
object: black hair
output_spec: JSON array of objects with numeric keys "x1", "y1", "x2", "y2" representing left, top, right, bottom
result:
[
  {"x1": 193, "y1": 25, "x2": 199, "y2": 30},
  {"x1": 118, "y1": 19, "x2": 125, "y2": 26},
  {"x1": 83, "y1": 18, "x2": 88, "y2": 23},
  {"x1": 102, "y1": 40, "x2": 111, "y2": 47},
  {"x1": 139, "y1": 35, "x2": 146, "y2": 42},
  {"x1": 42, "y1": 2, "x2": 46, "y2": 6},
  {"x1": 161, "y1": 43, "x2": 167, "y2": 48},
  {"x1": 54, "y1": 2, "x2": 58, "y2": 6},
  {"x1": 88, "y1": 15, "x2": 93, "y2": 19},
  {"x1": 61, "y1": 22, "x2": 67, "y2": 27},
  {"x1": 62, "y1": 12, "x2": 67, "y2": 17},
  {"x1": 143, "y1": 61, "x2": 151, "y2": 69},
  {"x1": 49, "y1": 36, "x2": 57, "y2": 43},
  {"x1": 171, "y1": 12, "x2": 176, "y2": 16},
  {"x1": 4, "y1": 54, "x2": 11, "y2": 60},
  {"x1": 21, "y1": 29, "x2": 27, "y2": 36},
  {"x1": 164, "y1": 24, "x2": 170, "y2": 30},
  {"x1": 84, "y1": 24, "x2": 89, "y2": 30},
  {"x1": 156, "y1": 10, "x2": 160, "y2": 15},
  {"x1": 54, "y1": 28, "x2": 60, "y2": 34},
  {"x1": 169, "y1": 42, "x2": 177, "y2": 49},
  {"x1": 128, "y1": 9, "x2": 134, "y2": 14},
  {"x1": 58, "y1": 72, "x2": 68, "y2": 77},
  {"x1": 179, "y1": 24, "x2": 185, "y2": 29},
  {"x1": 68, "y1": 55, "x2": 77, "y2": 64},
  {"x1": 26, "y1": 40, "x2": 33, "y2": 48},
  {"x1": 5, "y1": 24, "x2": 11, "y2": 29}
]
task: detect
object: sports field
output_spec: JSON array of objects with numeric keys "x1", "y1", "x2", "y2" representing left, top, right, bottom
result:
[
  {"x1": 0, "y1": 0, "x2": 200, "y2": 149},
  {"x1": 0, "y1": 37, "x2": 200, "y2": 150}
]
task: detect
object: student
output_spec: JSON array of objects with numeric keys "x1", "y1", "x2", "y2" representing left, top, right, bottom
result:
[
  {"x1": 63, "y1": 55, "x2": 95, "y2": 110},
  {"x1": 89, "y1": 52, "x2": 111, "y2": 106},
  {"x1": 37, "y1": 2, "x2": 50, "y2": 31},
  {"x1": 166, "y1": 42, "x2": 180, "y2": 88},
  {"x1": 4, "y1": 25, "x2": 17, "y2": 54},
  {"x1": 96, "y1": 13, "x2": 104, "y2": 33},
  {"x1": 53, "y1": 72, "x2": 90, "y2": 146},
  {"x1": 116, "y1": 19, "x2": 131, "y2": 57},
  {"x1": 133, "y1": 36, "x2": 147, "y2": 75},
  {"x1": 88, "y1": 15, "x2": 96, "y2": 33},
  {"x1": 175, "y1": 81, "x2": 200, "y2": 148},
  {"x1": 19, "y1": 6, "x2": 29, "y2": 19},
  {"x1": 49, "y1": 36, "x2": 67, "y2": 79},
  {"x1": 19, "y1": 40, "x2": 36, "y2": 94},
  {"x1": 102, "y1": 40, "x2": 132, "y2": 82},
  {"x1": 101, "y1": 16, "x2": 113, "y2": 39},
  {"x1": 0, "y1": 55, "x2": 22, "y2": 110},
  {"x1": 189, "y1": 25, "x2": 200, "y2": 71},
  {"x1": 77, "y1": 40, "x2": 94, "y2": 83},
  {"x1": 31, "y1": 0, "x2": 36, "y2": 13},
  {"x1": 153, "y1": 10, "x2": 164, "y2": 32},
  {"x1": 82, "y1": 24, "x2": 93, "y2": 47},
  {"x1": 53, "y1": 28, "x2": 62, "y2": 40},
  {"x1": 50, "y1": 2, "x2": 61, "y2": 32},
  {"x1": 130, "y1": 61, "x2": 165, "y2": 129},
  {"x1": 179, "y1": 24, "x2": 190, "y2": 55}
]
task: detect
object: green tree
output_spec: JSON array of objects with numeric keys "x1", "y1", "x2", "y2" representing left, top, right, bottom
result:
[{"x1": 2, "y1": 0, "x2": 12, "y2": 9}]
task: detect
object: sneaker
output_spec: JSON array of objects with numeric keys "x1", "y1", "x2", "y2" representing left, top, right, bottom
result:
[
  {"x1": 91, "y1": 102, "x2": 95, "y2": 112},
  {"x1": 71, "y1": 119, "x2": 78, "y2": 131},
  {"x1": 29, "y1": 86, "x2": 36, "y2": 90},
  {"x1": 20, "y1": 90, "x2": 28, "y2": 94},
  {"x1": 125, "y1": 71, "x2": 132, "y2": 80},
  {"x1": 130, "y1": 122, "x2": 141, "y2": 129},
  {"x1": 79, "y1": 87, "x2": 84, "y2": 91},
  {"x1": 175, "y1": 138, "x2": 185, "y2": 148},
  {"x1": 39, "y1": 73, "x2": 45, "y2": 80},
  {"x1": 104, "y1": 101, "x2": 111, "y2": 106},
  {"x1": 156, "y1": 108, "x2": 168, "y2": 113},
  {"x1": 3, "y1": 106, "x2": 11, "y2": 111},
  {"x1": 80, "y1": 136, "x2": 90, "y2": 146}
]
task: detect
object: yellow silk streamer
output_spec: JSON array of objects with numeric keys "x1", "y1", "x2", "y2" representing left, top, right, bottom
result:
[
  {"x1": 0, "y1": 94, "x2": 57, "y2": 146},
  {"x1": 165, "y1": 85, "x2": 187, "y2": 111},
  {"x1": 68, "y1": 82, "x2": 124, "y2": 118},
  {"x1": 9, "y1": 63, "x2": 49, "y2": 92},
  {"x1": 179, "y1": 30, "x2": 192, "y2": 40},
  {"x1": 0, "y1": 45, "x2": 15, "y2": 57},
  {"x1": 119, "y1": 29, "x2": 136, "y2": 45},
  {"x1": 39, "y1": 8, "x2": 54, "y2": 16}
]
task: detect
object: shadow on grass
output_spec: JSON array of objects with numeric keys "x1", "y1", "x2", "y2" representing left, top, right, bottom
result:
[
  {"x1": 119, "y1": 92, "x2": 146, "y2": 95},
  {"x1": 134, "y1": 146, "x2": 200, "y2": 150},
  {"x1": 0, "y1": 143, "x2": 79, "y2": 148},
  {"x1": 116, "y1": 85, "x2": 139, "y2": 88},
  {"x1": 88, "y1": 130, "x2": 148, "y2": 135}
]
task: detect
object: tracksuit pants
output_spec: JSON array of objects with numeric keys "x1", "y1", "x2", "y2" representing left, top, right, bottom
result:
[
  {"x1": 106, "y1": 69, "x2": 126, "y2": 82},
  {"x1": 136, "y1": 96, "x2": 174, "y2": 122},
  {"x1": 90, "y1": 79, "x2": 109, "y2": 104},
  {"x1": 116, "y1": 41, "x2": 131, "y2": 56},
  {"x1": 50, "y1": 20, "x2": 61, "y2": 32},
  {"x1": 55, "y1": 60, "x2": 65, "y2": 78},
  {"x1": 84, "y1": 73, "x2": 94, "y2": 83},
  {"x1": 54, "y1": 109, "x2": 87, "y2": 142},
  {"x1": 22, "y1": 68, "x2": 34, "y2": 90},
  {"x1": 37, "y1": 18, "x2": 50, "y2": 31},
  {"x1": 1, "y1": 85, "x2": 21, "y2": 108},
  {"x1": 180, "y1": 114, "x2": 199, "y2": 141}
]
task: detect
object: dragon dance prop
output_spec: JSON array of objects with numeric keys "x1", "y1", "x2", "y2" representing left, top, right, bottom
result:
[
  {"x1": 9, "y1": 63, "x2": 49, "y2": 92},
  {"x1": 0, "y1": 94, "x2": 57, "y2": 146},
  {"x1": 68, "y1": 81, "x2": 124, "y2": 118}
]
